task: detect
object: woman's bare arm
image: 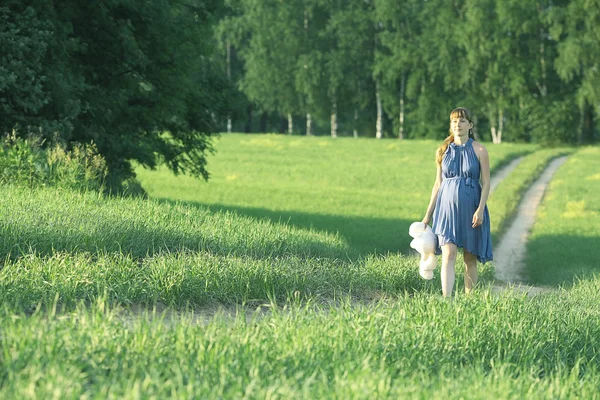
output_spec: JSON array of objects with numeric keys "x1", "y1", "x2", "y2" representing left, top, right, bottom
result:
[
  {"x1": 422, "y1": 163, "x2": 442, "y2": 226},
  {"x1": 472, "y1": 143, "x2": 490, "y2": 227},
  {"x1": 475, "y1": 143, "x2": 490, "y2": 209}
]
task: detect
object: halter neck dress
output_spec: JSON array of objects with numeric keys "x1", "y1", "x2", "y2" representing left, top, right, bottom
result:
[{"x1": 432, "y1": 138, "x2": 493, "y2": 263}]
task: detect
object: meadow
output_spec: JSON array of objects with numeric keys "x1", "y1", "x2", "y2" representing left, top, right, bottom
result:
[
  {"x1": 135, "y1": 134, "x2": 535, "y2": 255},
  {"x1": 1, "y1": 133, "x2": 598, "y2": 399},
  {"x1": 526, "y1": 146, "x2": 600, "y2": 286}
]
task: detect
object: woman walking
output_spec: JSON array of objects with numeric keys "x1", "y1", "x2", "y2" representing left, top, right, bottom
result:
[{"x1": 422, "y1": 107, "x2": 493, "y2": 297}]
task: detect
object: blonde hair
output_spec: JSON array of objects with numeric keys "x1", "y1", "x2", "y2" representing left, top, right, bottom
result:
[{"x1": 436, "y1": 107, "x2": 474, "y2": 166}]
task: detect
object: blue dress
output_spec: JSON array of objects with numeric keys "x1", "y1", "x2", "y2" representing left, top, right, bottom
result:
[{"x1": 432, "y1": 138, "x2": 493, "y2": 263}]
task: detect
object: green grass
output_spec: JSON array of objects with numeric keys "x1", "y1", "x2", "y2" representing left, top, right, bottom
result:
[
  {"x1": 0, "y1": 184, "x2": 495, "y2": 310},
  {"x1": 1, "y1": 134, "x2": 599, "y2": 398},
  {"x1": 0, "y1": 185, "x2": 351, "y2": 261},
  {"x1": 487, "y1": 147, "x2": 575, "y2": 243},
  {"x1": 0, "y1": 250, "x2": 441, "y2": 310},
  {"x1": 526, "y1": 146, "x2": 600, "y2": 286},
  {"x1": 2, "y1": 284, "x2": 600, "y2": 398},
  {"x1": 136, "y1": 134, "x2": 534, "y2": 255}
]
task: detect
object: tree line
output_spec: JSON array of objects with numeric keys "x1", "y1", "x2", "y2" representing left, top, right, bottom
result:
[
  {"x1": 217, "y1": 0, "x2": 599, "y2": 144},
  {"x1": 1, "y1": 1, "x2": 597, "y2": 187}
]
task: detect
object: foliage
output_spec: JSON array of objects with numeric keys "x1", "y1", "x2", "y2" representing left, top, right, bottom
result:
[
  {"x1": 521, "y1": 96, "x2": 579, "y2": 144},
  {"x1": 217, "y1": 0, "x2": 597, "y2": 143},
  {"x1": 0, "y1": 133, "x2": 107, "y2": 192},
  {"x1": 550, "y1": 0, "x2": 600, "y2": 143},
  {"x1": 0, "y1": 0, "x2": 229, "y2": 190}
]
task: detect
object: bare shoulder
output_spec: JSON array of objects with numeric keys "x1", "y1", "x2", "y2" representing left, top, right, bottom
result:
[{"x1": 472, "y1": 141, "x2": 489, "y2": 157}]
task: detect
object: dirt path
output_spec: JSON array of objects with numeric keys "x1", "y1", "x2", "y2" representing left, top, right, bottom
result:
[
  {"x1": 489, "y1": 156, "x2": 524, "y2": 194},
  {"x1": 492, "y1": 156, "x2": 568, "y2": 295}
]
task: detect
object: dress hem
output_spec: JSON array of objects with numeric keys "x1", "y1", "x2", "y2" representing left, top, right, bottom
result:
[{"x1": 435, "y1": 234, "x2": 493, "y2": 264}]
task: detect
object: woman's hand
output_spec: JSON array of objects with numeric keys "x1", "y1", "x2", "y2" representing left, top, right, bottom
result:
[
  {"x1": 472, "y1": 208, "x2": 484, "y2": 228},
  {"x1": 422, "y1": 215, "x2": 431, "y2": 226}
]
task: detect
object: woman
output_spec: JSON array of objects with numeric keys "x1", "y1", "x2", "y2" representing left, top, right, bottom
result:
[{"x1": 422, "y1": 107, "x2": 493, "y2": 297}]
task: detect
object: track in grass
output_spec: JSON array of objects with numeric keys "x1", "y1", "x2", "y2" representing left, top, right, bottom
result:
[
  {"x1": 489, "y1": 156, "x2": 524, "y2": 194},
  {"x1": 493, "y1": 156, "x2": 568, "y2": 294}
]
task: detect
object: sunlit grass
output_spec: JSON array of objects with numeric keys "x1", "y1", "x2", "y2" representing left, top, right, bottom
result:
[
  {"x1": 0, "y1": 185, "x2": 352, "y2": 261},
  {"x1": 136, "y1": 134, "x2": 535, "y2": 254},
  {"x1": 526, "y1": 146, "x2": 600, "y2": 285},
  {"x1": 0, "y1": 250, "x2": 441, "y2": 310},
  {"x1": 1, "y1": 135, "x2": 598, "y2": 398},
  {"x1": 487, "y1": 147, "x2": 575, "y2": 243},
  {"x1": 2, "y1": 282, "x2": 600, "y2": 398}
]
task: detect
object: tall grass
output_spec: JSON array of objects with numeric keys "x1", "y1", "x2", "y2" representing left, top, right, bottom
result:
[
  {"x1": 0, "y1": 185, "x2": 351, "y2": 261},
  {"x1": 0, "y1": 180, "x2": 497, "y2": 311},
  {"x1": 526, "y1": 146, "x2": 600, "y2": 285},
  {"x1": 0, "y1": 250, "x2": 441, "y2": 310},
  {"x1": 2, "y1": 284, "x2": 600, "y2": 398}
]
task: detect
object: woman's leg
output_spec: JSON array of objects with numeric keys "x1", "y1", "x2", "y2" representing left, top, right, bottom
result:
[
  {"x1": 463, "y1": 249, "x2": 478, "y2": 293},
  {"x1": 441, "y1": 243, "x2": 457, "y2": 297}
]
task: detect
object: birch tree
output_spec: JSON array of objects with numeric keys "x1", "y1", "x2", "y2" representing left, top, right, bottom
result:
[
  {"x1": 224, "y1": 0, "x2": 303, "y2": 134},
  {"x1": 375, "y1": 0, "x2": 423, "y2": 139},
  {"x1": 330, "y1": 0, "x2": 375, "y2": 138},
  {"x1": 551, "y1": 0, "x2": 599, "y2": 144}
]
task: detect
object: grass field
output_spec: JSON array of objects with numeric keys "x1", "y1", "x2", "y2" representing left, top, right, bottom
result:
[
  {"x1": 1, "y1": 133, "x2": 599, "y2": 399},
  {"x1": 135, "y1": 134, "x2": 534, "y2": 255},
  {"x1": 2, "y1": 288, "x2": 600, "y2": 398},
  {"x1": 526, "y1": 146, "x2": 600, "y2": 286},
  {"x1": 487, "y1": 147, "x2": 575, "y2": 243}
]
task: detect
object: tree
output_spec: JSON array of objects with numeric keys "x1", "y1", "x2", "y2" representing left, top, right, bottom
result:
[
  {"x1": 324, "y1": 0, "x2": 375, "y2": 138},
  {"x1": 1, "y1": 0, "x2": 229, "y2": 190},
  {"x1": 223, "y1": 0, "x2": 305, "y2": 134},
  {"x1": 551, "y1": 0, "x2": 600, "y2": 144},
  {"x1": 375, "y1": 0, "x2": 424, "y2": 139}
]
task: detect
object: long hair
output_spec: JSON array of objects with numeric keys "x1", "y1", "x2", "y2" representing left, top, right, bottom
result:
[{"x1": 436, "y1": 107, "x2": 474, "y2": 166}]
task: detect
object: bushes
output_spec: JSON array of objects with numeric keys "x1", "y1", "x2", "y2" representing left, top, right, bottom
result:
[{"x1": 0, "y1": 132, "x2": 107, "y2": 192}]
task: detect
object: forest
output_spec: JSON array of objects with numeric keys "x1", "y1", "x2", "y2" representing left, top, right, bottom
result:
[{"x1": 1, "y1": 0, "x2": 598, "y2": 185}]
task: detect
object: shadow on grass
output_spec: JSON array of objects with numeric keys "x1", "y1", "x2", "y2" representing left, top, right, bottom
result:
[
  {"x1": 156, "y1": 198, "x2": 416, "y2": 258},
  {"x1": 526, "y1": 234, "x2": 600, "y2": 287},
  {"x1": 1, "y1": 222, "x2": 359, "y2": 263},
  {"x1": 0, "y1": 200, "x2": 412, "y2": 260}
]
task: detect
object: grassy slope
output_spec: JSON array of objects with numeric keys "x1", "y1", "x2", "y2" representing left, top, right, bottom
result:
[
  {"x1": 2, "y1": 287, "x2": 600, "y2": 398},
  {"x1": 2, "y1": 136, "x2": 599, "y2": 398},
  {"x1": 526, "y1": 146, "x2": 600, "y2": 285},
  {"x1": 136, "y1": 134, "x2": 534, "y2": 255},
  {"x1": 0, "y1": 185, "x2": 351, "y2": 261},
  {"x1": 0, "y1": 185, "x2": 486, "y2": 309}
]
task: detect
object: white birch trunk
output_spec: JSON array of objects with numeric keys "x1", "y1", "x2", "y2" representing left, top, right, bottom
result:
[
  {"x1": 306, "y1": 113, "x2": 312, "y2": 136},
  {"x1": 376, "y1": 80, "x2": 382, "y2": 139},
  {"x1": 287, "y1": 113, "x2": 293, "y2": 135},
  {"x1": 490, "y1": 109, "x2": 503, "y2": 144},
  {"x1": 303, "y1": 9, "x2": 312, "y2": 137},
  {"x1": 498, "y1": 108, "x2": 503, "y2": 143},
  {"x1": 536, "y1": 3, "x2": 548, "y2": 97},
  {"x1": 331, "y1": 100, "x2": 337, "y2": 138},
  {"x1": 398, "y1": 74, "x2": 405, "y2": 140},
  {"x1": 226, "y1": 40, "x2": 232, "y2": 133},
  {"x1": 538, "y1": 28, "x2": 547, "y2": 97},
  {"x1": 353, "y1": 109, "x2": 358, "y2": 138}
]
